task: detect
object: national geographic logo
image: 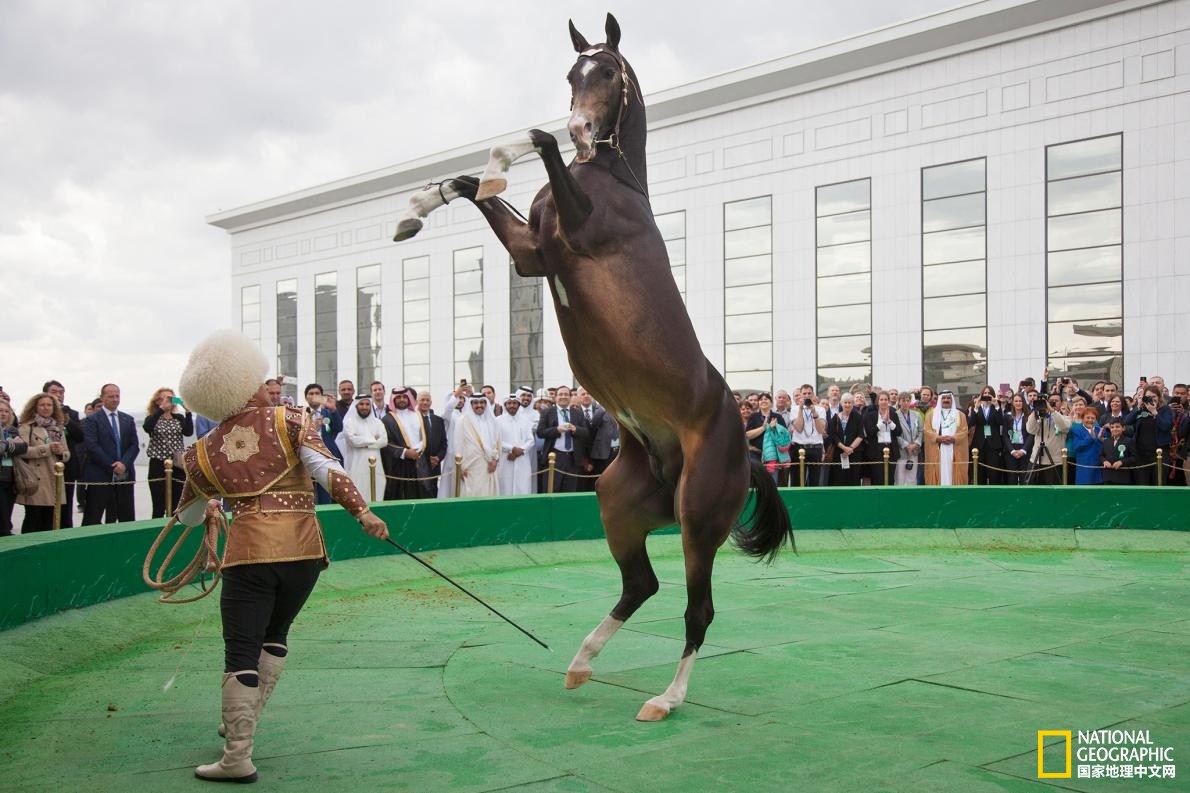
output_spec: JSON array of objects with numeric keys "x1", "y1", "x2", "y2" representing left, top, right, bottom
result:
[{"x1": 1038, "y1": 730, "x2": 1176, "y2": 780}]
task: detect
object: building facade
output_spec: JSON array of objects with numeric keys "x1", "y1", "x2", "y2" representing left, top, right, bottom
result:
[{"x1": 209, "y1": 0, "x2": 1190, "y2": 402}]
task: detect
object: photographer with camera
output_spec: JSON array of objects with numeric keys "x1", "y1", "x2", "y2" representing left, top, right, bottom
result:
[
  {"x1": 1025, "y1": 392, "x2": 1072, "y2": 485},
  {"x1": 789, "y1": 384, "x2": 827, "y2": 487},
  {"x1": 968, "y1": 385, "x2": 1006, "y2": 485},
  {"x1": 1168, "y1": 383, "x2": 1187, "y2": 485},
  {"x1": 1125, "y1": 385, "x2": 1174, "y2": 486}
]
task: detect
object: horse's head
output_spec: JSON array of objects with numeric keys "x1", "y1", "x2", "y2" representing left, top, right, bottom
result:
[{"x1": 566, "y1": 13, "x2": 638, "y2": 164}]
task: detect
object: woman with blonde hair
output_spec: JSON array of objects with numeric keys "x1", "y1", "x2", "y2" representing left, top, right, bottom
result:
[
  {"x1": 16, "y1": 393, "x2": 71, "y2": 532},
  {"x1": 144, "y1": 387, "x2": 194, "y2": 518}
]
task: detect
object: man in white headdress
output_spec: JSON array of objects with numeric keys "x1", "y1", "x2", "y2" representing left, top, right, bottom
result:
[
  {"x1": 924, "y1": 390, "x2": 969, "y2": 486},
  {"x1": 341, "y1": 396, "x2": 387, "y2": 497},
  {"x1": 516, "y1": 387, "x2": 540, "y2": 492},
  {"x1": 437, "y1": 383, "x2": 469, "y2": 499},
  {"x1": 454, "y1": 394, "x2": 499, "y2": 497},
  {"x1": 496, "y1": 394, "x2": 535, "y2": 495},
  {"x1": 380, "y1": 387, "x2": 422, "y2": 500}
]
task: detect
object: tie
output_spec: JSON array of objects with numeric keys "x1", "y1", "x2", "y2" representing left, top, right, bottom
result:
[
  {"x1": 560, "y1": 408, "x2": 571, "y2": 453},
  {"x1": 585, "y1": 407, "x2": 592, "y2": 422},
  {"x1": 109, "y1": 412, "x2": 121, "y2": 451}
]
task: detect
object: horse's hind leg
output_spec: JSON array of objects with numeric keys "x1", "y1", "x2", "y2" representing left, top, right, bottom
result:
[
  {"x1": 392, "y1": 180, "x2": 467, "y2": 241},
  {"x1": 636, "y1": 416, "x2": 749, "y2": 722},
  {"x1": 565, "y1": 432, "x2": 674, "y2": 689}
]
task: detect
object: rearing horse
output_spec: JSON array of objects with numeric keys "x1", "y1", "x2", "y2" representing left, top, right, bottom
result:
[{"x1": 394, "y1": 13, "x2": 793, "y2": 721}]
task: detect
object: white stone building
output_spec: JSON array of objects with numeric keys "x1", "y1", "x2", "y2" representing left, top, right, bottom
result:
[{"x1": 208, "y1": 0, "x2": 1190, "y2": 401}]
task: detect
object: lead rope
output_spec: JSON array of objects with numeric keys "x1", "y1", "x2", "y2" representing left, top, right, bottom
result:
[
  {"x1": 589, "y1": 50, "x2": 648, "y2": 196},
  {"x1": 142, "y1": 499, "x2": 227, "y2": 604}
]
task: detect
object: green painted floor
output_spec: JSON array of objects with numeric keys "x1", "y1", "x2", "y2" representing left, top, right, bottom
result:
[{"x1": 1, "y1": 531, "x2": 1188, "y2": 792}]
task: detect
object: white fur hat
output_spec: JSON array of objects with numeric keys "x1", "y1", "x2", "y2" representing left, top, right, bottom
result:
[{"x1": 179, "y1": 330, "x2": 269, "y2": 421}]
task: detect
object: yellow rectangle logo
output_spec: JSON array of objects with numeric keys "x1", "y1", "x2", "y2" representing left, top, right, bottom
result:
[{"x1": 1038, "y1": 730, "x2": 1072, "y2": 778}]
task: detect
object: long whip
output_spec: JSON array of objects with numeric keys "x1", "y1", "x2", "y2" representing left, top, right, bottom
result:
[{"x1": 383, "y1": 537, "x2": 550, "y2": 651}]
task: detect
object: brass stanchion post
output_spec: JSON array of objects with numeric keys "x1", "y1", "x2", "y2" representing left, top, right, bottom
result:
[
  {"x1": 971, "y1": 448, "x2": 979, "y2": 486},
  {"x1": 454, "y1": 453, "x2": 463, "y2": 497},
  {"x1": 53, "y1": 462, "x2": 65, "y2": 531},
  {"x1": 164, "y1": 457, "x2": 174, "y2": 514},
  {"x1": 798, "y1": 448, "x2": 806, "y2": 488},
  {"x1": 1061, "y1": 448, "x2": 1068, "y2": 486},
  {"x1": 1156, "y1": 448, "x2": 1164, "y2": 487},
  {"x1": 882, "y1": 446, "x2": 891, "y2": 486},
  {"x1": 548, "y1": 451, "x2": 557, "y2": 494},
  {"x1": 368, "y1": 455, "x2": 377, "y2": 502}
]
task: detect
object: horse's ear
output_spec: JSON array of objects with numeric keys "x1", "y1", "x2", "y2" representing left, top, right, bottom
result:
[
  {"x1": 569, "y1": 20, "x2": 590, "y2": 53},
  {"x1": 605, "y1": 13, "x2": 621, "y2": 51}
]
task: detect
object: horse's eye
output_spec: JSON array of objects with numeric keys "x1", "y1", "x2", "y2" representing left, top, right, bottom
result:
[{"x1": 604, "y1": 68, "x2": 616, "y2": 80}]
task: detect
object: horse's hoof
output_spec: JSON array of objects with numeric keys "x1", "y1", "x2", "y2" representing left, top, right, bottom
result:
[
  {"x1": 564, "y1": 670, "x2": 592, "y2": 689},
  {"x1": 475, "y1": 177, "x2": 507, "y2": 201},
  {"x1": 393, "y1": 218, "x2": 423, "y2": 242},
  {"x1": 635, "y1": 702, "x2": 670, "y2": 722}
]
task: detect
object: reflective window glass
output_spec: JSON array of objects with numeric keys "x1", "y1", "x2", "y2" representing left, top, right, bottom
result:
[
  {"x1": 241, "y1": 301, "x2": 260, "y2": 323},
  {"x1": 670, "y1": 265, "x2": 686, "y2": 297},
  {"x1": 817, "y1": 304, "x2": 871, "y2": 337},
  {"x1": 725, "y1": 255, "x2": 771, "y2": 287},
  {"x1": 454, "y1": 269, "x2": 482, "y2": 295},
  {"x1": 1047, "y1": 282, "x2": 1121, "y2": 323},
  {"x1": 923, "y1": 226, "x2": 984, "y2": 265},
  {"x1": 724, "y1": 197, "x2": 771, "y2": 231},
  {"x1": 356, "y1": 264, "x2": 382, "y2": 389},
  {"x1": 510, "y1": 260, "x2": 543, "y2": 390},
  {"x1": 1047, "y1": 171, "x2": 1121, "y2": 216},
  {"x1": 1047, "y1": 319, "x2": 1123, "y2": 359},
  {"x1": 725, "y1": 283, "x2": 772, "y2": 315},
  {"x1": 655, "y1": 211, "x2": 684, "y2": 241},
  {"x1": 454, "y1": 315, "x2": 484, "y2": 338},
  {"x1": 404, "y1": 257, "x2": 429, "y2": 280},
  {"x1": 922, "y1": 159, "x2": 985, "y2": 200},
  {"x1": 314, "y1": 272, "x2": 338, "y2": 390},
  {"x1": 815, "y1": 180, "x2": 870, "y2": 216},
  {"x1": 1047, "y1": 246, "x2": 1121, "y2": 288},
  {"x1": 725, "y1": 226, "x2": 771, "y2": 259},
  {"x1": 276, "y1": 279, "x2": 298, "y2": 397},
  {"x1": 1047, "y1": 209, "x2": 1121, "y2": 251},
  {"x1": 817, "y1": 335, "x2": 872, "y2": 368},
  {"x1": 922, "y1": 328, "x2": 988, "y2": 363},
  {"x1": 923, "y1": 293, "x2": 985, "y2": 331},
  {"x1": 816, "y1": 365, "x2": 872, "y2": 394},
  {"x1": 728, "y1": 370, "x2": 773, "y2": 392},
  {"x1": 725, "y1": 312, "x2": 772, "y2": 344},
  {"x1": 922, "y1": 261, "x2": 986, "y2": 298},
  {"x1": 816, "y1": 242, "x2": 870, "y2": 277},
  {"x1": 923, "y1": 192, "x2": 985, "y2": 233},
  {"x1": 817, "y1": 210, "x2": 871, "y2": 247},
  {"x1": 404, "y1": 343, "x2": 430, "y2": 365},
  {"x1": 404, "y1": 299, "x2": 429, "y2": 323},
  {"x1": 405, "y1": 364, "x2": 429, "y2": 387},
  {"x1": 817, "y1": 273, "x2": 871, "y2": 307},
  {"x1": 404, "y1": 277, "x2": 429, "y2": 301},
  {"x1": 725, "y1": 342, "x2": 773, "y2": 373},
  {"x1": 1047, "y1": 135, "x2": 1122, "y2": 181},
  {"x1": 664, "y1": 238, "x2": 686, "y2": 266},
  {"x1": 404, "y1": 320, "x2": 429, "y2": 344}
]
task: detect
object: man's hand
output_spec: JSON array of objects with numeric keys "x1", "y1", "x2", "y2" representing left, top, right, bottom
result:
[
  {"x1": 487, "y1": 459, "x2": 497, "y2": 474},
  {"x1": 359, "y1": 511, "x2": 389, "y2": 541},
  {"x1": 430, "y1": 456, "x2": 440, "y2": 468},
  {"x1": 112, "y1": 461, "x2": 127, "y2": 476},
  {"x1": 583, "y1": 462, "x2": 594, "y2": 473},
  {"x1": 403, "y1": 448, "x2": 420, "y2": 460}
]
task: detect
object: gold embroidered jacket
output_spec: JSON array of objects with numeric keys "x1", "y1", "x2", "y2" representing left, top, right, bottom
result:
[{"x1": 175, "y1": 401, "x2": 369, "y2": 569}]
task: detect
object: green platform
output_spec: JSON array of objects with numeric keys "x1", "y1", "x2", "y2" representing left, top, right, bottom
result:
[{"x1": 1, "y1": 529, "x2": 1188, "y2": 792}]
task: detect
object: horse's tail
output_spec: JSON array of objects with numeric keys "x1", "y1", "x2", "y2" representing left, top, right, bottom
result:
[{"x1": 732, "y1": 461, "x2": 796, "y2": 562}]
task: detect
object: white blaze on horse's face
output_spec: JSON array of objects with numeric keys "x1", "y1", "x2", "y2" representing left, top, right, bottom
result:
[{"x1": 568, "y1": 51, "x2": 621, "y2": 164}]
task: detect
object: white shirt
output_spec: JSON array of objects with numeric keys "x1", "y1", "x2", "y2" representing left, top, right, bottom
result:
[{"x1": 789, "y1": 405, "x2": 826, "y2": 445}]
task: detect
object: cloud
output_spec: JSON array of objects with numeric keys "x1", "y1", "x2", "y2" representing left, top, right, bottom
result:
[{"x1": 0, "y1": 0, "x2": 953, "y2": 407}]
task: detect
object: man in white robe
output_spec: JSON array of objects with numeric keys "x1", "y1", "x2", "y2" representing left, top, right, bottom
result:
[
  {"x1": 516, "y1": 387, "x2": 540, "y2": 492},
  {"x1": 437, "y1": 384, "x2": 469, "y2": 499},
  {"x1": 496, "y1": 394, "x2": 535, "y2": 495},
  {"x1": 454, "y1": 395, "x2": 499, "y2": 497},
  {"x1": 924, "y1": 390, "x2": 969, "y2": 486},
  {"x1": 341, "y1": 397, "x2": 387, "y2": 498}
]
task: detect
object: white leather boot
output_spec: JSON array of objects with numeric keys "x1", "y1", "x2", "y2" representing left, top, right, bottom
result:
[
  {"x1": 196, "y1": 672, "x2": 260, "y2": 783},
  {"x1": 220, "y1": 644, "x2": 287, "y2": 738}
]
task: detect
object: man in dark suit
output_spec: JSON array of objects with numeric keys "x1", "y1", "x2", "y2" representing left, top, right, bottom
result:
[
  {"x1": 44, "y1": 380, "x2": 83, "y2": 527},
  {"x1": 82, "y1": 383, "x2": 139, "y2": 524},
  {"x1": 416, "y1": 391, "x2": 448, "y2": 498},
  {"x1": 575, "y1": 387, "x2": 614, "y2": 492},
  {"x1": 537, "y1": 385, "x2": 589, "y2": 493},
  {"x1": 304, "y1": 383, "x2": 343, "y2": 504},
  {"x1": 968, "y1": 390, "x2": 1005, "y2": 485}
]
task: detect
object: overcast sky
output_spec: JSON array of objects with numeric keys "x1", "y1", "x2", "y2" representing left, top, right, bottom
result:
[{"x1": 0, "y1": 0, "x2": 961, "y2": 411}]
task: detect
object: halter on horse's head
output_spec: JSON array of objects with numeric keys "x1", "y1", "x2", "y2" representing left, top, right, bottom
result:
[{"x1": 566, "y1": 14, "x2": 640, "y2": 164}]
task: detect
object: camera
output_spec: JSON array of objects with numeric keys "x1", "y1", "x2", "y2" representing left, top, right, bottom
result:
[
  {"x1": 803, "y1": 398, "x2": 813, "y2": 408},
  {"x1": 979, "y1": 394, "x2": 991, "y2": 402},
  {"x1": 1032, "y1": 395, "x2": 1049, "y2": 414},
  {"x1": 1143, "y1": 395, "x2": 1156, "y2": 406},
  {"x1": 1171, "y1": 397, "x2": 1182, "y2": 406}
]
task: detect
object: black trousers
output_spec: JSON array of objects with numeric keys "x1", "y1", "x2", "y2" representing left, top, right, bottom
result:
[
  {"x1": 543, "y1": 450, "x2": 581, "y2": 493},
  {"x1": 220, "y1": 560, "x2": 322, "y2": 673},
  {"x1": 0, "y1": 480, "x2": 14, "y2": 535},
  {"x1": 1004, "y1": 447, "x2": 1030, "y2": 485},
  {"x1": 789, "y1": 444, "x2": 823, "y2": 486},
  {"x1": 82, "y1": 481, "x2": 135, "y2": 525},
  {"x1": 148, "y1": 458, "x2": 184, "y2": 519}
]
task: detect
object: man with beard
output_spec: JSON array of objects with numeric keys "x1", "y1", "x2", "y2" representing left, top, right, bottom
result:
[
  {"x1": 335, "y1": 380, "x2": 355, "y2": 418},
  {"x1": 380, "y1": 387, "x2": 422, "y2": 500},
  {"x1": 341, "y1": 396, "x2": 386, "y2": 497},
  {"x1": 496, "y1": 394, "x2": 535, "y2": 495},
  {"x1": 437, "y1": 382, "x2": 470, "y2": 498},
  {"x1": 454, "y1": 394, "x2": 499, "y2": 497},
  {"x1": 924, "y1": 390, "x2": 970, "y2": 486}
]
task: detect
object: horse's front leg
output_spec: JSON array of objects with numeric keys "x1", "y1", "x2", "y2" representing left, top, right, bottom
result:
[
  {"x1": 477, "y1": 130, "x2": 592, "y2": 236},
  {"x1": 392, "y1": 180, "x2": 467, "y2": 242}
]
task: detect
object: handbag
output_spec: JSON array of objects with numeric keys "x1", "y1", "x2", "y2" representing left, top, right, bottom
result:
[{"x1": 13, "y1": 455, "x2": 40, "y2": 497}]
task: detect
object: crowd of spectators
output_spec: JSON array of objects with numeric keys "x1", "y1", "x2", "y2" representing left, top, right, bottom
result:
[{"x1": 1, "y1": 368, "x2": 1186, "y2": 536}]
